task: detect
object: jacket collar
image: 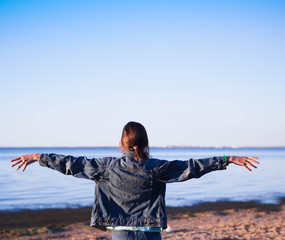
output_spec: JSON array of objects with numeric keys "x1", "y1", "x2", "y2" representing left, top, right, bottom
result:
[{"x1": 122, "y1": 151, "x2": 136, "y2": 158}]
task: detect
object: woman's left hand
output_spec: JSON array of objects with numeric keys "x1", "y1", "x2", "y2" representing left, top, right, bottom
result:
[
  {"x1": 11, "y1": 153, "x2": 40, "y2": 172},
  {"x1": 229, "y1": 156, "x2": 260, "y2": 171}
]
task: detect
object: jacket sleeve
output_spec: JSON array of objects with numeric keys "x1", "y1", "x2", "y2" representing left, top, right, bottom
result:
[
  {"x1": 39, "y1": 153, "x2": 102, "y2": 181},
  {"x1": 157, "y1": 157, "x2": 227, "y2": 183}
]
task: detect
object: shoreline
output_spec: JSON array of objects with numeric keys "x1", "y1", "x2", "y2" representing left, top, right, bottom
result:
[{"x1": 1, "y1": 199, "x2": 285, "y2": 239}]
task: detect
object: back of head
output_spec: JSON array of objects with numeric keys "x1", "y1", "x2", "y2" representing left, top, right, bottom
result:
[{"x1": 120, "y1": 121, "x2": 149, "y2": 161}]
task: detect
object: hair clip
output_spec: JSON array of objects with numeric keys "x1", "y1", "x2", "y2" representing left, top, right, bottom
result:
[{"x1": 133, "y1": 146, "x2": 138, "y2": 150}]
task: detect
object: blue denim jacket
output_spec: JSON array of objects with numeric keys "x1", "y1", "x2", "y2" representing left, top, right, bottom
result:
[{"x1": 39, "y1": 152, "x2": 227, "y2": 231}]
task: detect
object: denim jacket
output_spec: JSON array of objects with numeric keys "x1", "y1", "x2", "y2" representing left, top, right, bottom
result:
[{"x1": 39, "y1": 152, "x2": 227, "y2": 231}]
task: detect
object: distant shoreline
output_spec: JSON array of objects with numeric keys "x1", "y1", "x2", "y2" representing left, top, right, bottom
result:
[{"x1": 1, "y1": 146, "x2": 285, "y2": 149}]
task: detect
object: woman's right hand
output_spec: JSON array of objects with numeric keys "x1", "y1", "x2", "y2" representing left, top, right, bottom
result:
[
  {"x1": 11, "y1": 153, "x2": 40, "y2": 172},
  {"x1": 229, "y1": 156, "x2": 260, "y2": 171}
]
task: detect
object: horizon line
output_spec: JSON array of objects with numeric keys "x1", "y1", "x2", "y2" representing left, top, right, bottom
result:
[{"x1": 0, "y1": 145, "x2": 285, "y2": 149}]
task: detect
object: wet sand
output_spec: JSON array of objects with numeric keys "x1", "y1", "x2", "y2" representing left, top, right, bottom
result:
[{"x1": 1, "y1": 200, "x2": 284, "y2": 240}]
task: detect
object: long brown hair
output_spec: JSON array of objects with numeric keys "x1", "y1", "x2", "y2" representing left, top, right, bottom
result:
[{"x1": 120, "y1": 121, "x2": 149, "y2": 160}]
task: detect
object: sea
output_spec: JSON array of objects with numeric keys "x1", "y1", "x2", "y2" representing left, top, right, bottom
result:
[{"x1": 1, "y1": 147, "x2": 284, "y2": 211}]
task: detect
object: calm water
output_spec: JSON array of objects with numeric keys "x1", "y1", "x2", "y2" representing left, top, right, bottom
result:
[{"x1": 1, "y1": 147, "x2": 284, "y2": 210}]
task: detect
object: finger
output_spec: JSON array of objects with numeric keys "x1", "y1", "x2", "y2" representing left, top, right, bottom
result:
[
  {"x1": 11, "y1": 160, "x2": 22, "y2": 167},
  {"x1": 248, "y1": 156, "x2": 260, "y2": 161},
  {"x1": 243, "y1": 163, "x2": 252, "y2": 171},
  {"x1": 22, "y1": 162, "x2": 28, "y2": 172},
  {"x1": 245, "y1": 160, "x2": 257, "y2": 169},
  {"x1": 16, "y1": 161, "x2": 25, "y2": 170},
  {"x1": 11, "y1": 157, "x2": 22, "y2": 162},
  {"x1": 247, "y1": 159, "x2": 260, "y2": 164}
]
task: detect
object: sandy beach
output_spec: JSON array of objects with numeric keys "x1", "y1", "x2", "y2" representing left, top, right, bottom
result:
[{"x1": 1, "y1": 200, "x2": 284, "y2": 240}]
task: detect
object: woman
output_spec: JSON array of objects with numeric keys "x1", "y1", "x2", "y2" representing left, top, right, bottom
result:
[{"x1": 11, "y1": 121, "x2": 259, "y2": 240}]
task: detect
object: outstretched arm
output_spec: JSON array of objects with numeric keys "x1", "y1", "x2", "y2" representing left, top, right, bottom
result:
[
  {"x1": 158, "y1": 155, "x2": 260, "y2": 183},
  {"x1": 11, "y1": 153, "x2": 40, "y2": 172},
  {"x1": 11, "y1": 153, "x2": 103, "y2": 180},
  {"x1": 228, "y1": 156, "x2": 260, "y2": 171}
]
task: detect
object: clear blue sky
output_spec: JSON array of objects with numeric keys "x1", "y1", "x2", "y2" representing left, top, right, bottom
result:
[{"x1": 0, "y1": 0, "x2": 284, "y2": 147}]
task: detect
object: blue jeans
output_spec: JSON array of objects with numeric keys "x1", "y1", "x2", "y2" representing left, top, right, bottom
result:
[{"x1": 112, "y1": 230, "x2": 162, "y2": 240}]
